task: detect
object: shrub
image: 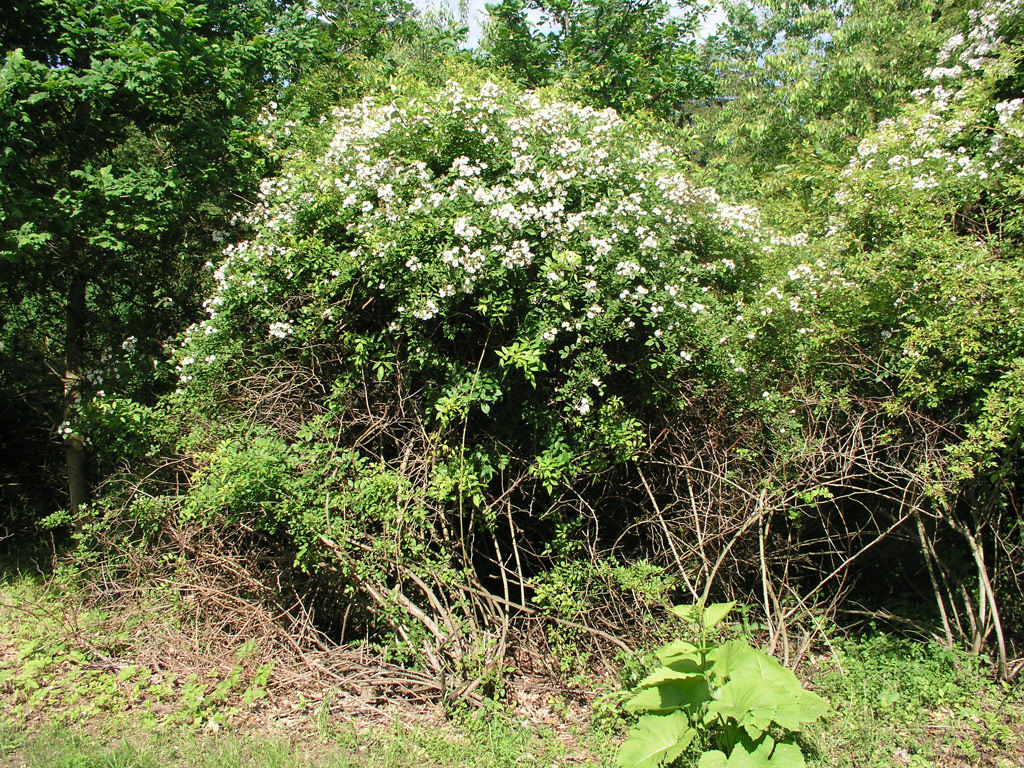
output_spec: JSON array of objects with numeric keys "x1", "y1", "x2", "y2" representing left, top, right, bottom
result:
[{"x1": 146, "y1": 74, "x2": 832, "y2": 687}]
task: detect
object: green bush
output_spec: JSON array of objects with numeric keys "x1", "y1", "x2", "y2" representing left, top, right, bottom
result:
[{"x1": 137, "y1": 72, "x2": 832, "y2": 681}]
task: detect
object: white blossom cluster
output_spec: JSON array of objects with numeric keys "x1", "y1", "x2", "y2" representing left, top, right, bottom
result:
[
  {"x1": 174, "y1": 79, "x2": 840, "y2": 419},
  {"x1": 840, "y1": 0, "x2": 1024, "y2": 196},
  {"x1": 303, "y1": 80, "x2": 783, "y2": 356}
]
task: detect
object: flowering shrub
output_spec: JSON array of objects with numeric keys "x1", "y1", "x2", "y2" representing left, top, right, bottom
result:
[
  {"x1": 828, "y1": 0, "x2": 1024, "y2": 478},
  {"x1": 811, "y1": 0, "x2": 1024, "y2": 674},
  {"x1": 84, "y1": 7, "x2": 1024, "y2": 683},
  {"x1": 174, "y1": 77, "x2": 830, "y2": 484},
  {"x1": 135, "y1": 74, "x2": 858, "y2": 680}
]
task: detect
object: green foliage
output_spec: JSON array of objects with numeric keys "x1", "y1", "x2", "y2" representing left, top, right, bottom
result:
[
  {"x1": 0, "y1": 0, "x2": 429, "y2": 529},
  {"x1": 0, "y1": 566, "x2": 282, "y2": 737},
  {"x1": 0, "y1": 560, "x2": 616, "y2": 768},
  {"x1": 169, "y1": 74, "x2": 805, "y2": 495},
  {"x1": 807, "y1": 633, "x2": 1024, "y2": 766},
  {"x1": 257, "y1": 0, "x2": 423, "y2": 140},
  {"x1": 815, "y1": 3, "x2": 1024, "y2": 648},
  {"x1": 19, "y1": 0, "x2": 1023, "y2": 703},
  {"x1": 481, "y1": 0, "x2": 715, "y2": 123},
  {"x1": 697, "y1": 0, "x2": 943, "y2": 200},
  {"x1": 618, "y1": 603, "x2": 828, "y2": 768},
  {"x1": 83, "y1": 0, "x2": 1024, "y2": 671},
  {"x1": 0, "y1": 0, "x2": 277, "y2": 524},
  {"x1": 0, "y1": 0, "x2": 270, "y2": 264},
  {"x1": 140, "y1": 72, "x2": 842, "y2": 668}
]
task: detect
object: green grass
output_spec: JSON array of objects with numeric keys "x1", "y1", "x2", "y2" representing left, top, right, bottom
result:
[
  {"x1": 0, "y1": 553, "x2": 1021, "y2": 768},
  {"x1": 806, "y1": 633, "x2": 1024, "y2": 767},
  {"x1": 3, "y1": 728, "x2": 345, "y2": 768},
  {"x1": 0, "y1": 716, "x2": 593, "y2": 768}
]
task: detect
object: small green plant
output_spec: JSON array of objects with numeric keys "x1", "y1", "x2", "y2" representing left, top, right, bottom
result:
[{"x1": 617, "y1": 602, "x2": 828, "y2": 768}]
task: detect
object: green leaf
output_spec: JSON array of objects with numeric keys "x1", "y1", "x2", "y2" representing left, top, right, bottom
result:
[
  {"x1": 669, "y1": 601, "x2": 734, "y2": 629},
  {"x1": 617, "y1": 712, "x2": 695, "y2": 768},
  {"x1": 706, "y1": 643, "x2": 828, "y2": 732},
  {"x1": 655, "y1": 639, "x2": 699, "y2": 665},
  {"x1": 707, "y1": 639, "x2": 757, "y2": 678},
  {"x1": 702, "y1": 601, "x2": 736, "y2": 629},
  {"x1": 669, "y1": 604, "x2": 697, "y2": 622},
  {"x1": 698, "y1": 736, "x2": 779, "y2": 767},
  {"x1": 626, "y1": 669, "x2": 710, "y2": 713},
  {"x1": 707, "y1": 678, "x2": 777, "y2": 734},
  {"x1": 766, "y1": 742, "x2": 806, "y2": 768},
  {"x1": 699, "y1": 751, "x2": 728, "y2": 768},
  {"x1": 772, "y1": 689, "x2": 830, "y2": 731}
]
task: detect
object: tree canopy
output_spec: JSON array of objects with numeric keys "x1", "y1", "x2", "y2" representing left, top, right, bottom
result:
[{"x1": 481, "y1": 0, "x2": 716, "y2": 122}]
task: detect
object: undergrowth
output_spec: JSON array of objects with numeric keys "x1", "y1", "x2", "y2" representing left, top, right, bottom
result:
[
  {"x1": 0, "y1": 554, "x2": 1020, "y2": 767},
  {"x1": 807, "y1": 633, "x2": 1024, "y2": 767},
  {"x1": 0, "y1": 554, "x2": 601, "y2": 767}
]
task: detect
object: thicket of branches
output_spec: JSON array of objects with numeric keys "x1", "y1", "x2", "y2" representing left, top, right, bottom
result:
[{"x1": 3, "y1": 0, "x2": 1023, "y2": 698}]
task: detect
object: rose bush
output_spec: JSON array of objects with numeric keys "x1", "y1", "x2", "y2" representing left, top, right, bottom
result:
[{"x1": 127, "y1": 73, "x2": 842, "y2": 683}]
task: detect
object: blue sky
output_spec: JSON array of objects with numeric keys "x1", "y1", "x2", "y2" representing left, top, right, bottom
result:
[
  {"x1": 411, "y1": 0, "x2": 727, "y2": 48},
  {"x1": 415, "y1": 0, "x2": 487, "y2": 45}
]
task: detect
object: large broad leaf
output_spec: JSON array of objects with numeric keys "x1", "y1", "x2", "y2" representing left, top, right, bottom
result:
[
  {"x1": 707, "y1": 677, "x2": 777, "y2": 733},
  {"x1": 697, "y1": 744, "x2": 769, "y2": 767},
  {"x1": 707, "y1": 644, "x2": 829, "y2": 733},
  {"x1": 712, "y1": 642, "x2": 792, "y2": 686},
  {"x1": 617, "y1": 712, "x2": 696, "y2": 768},
  {"x1": 655, "y1": 639, "x2": 699, "y2": 665},
  {"x1": 770, "y1": 688, "x2": 830, "y2": 731},
  {"x1": 652, "y1": 639, "x2": 712, "y2": 675},
  {"x1": 635, "y1": 666, "x2": 703, "y2": 690},
  {"x1": 766, "y1": 742, "x2": 806, "y2": 768},
  {"x1": 697, "y1": 735, "x2": 782, "y2": 768},
  {"x1": 699, "y1": 751, "x2": 729, "y2": 768},
  {"x1": 626, "y1": 670, "x2": 711, "y2": 714},
  {"x1": 668, "y1": 601, "x2": 735, "y2": 630},
  {"x1": 668, "y1": 658, "x2": 712, "y2": 676},
  {"x1": 701, "y1": 601, "x2": 736, "y2": 629},
  {"x1": 707, "y1": 639, "x2": 758, "y2": 679}
]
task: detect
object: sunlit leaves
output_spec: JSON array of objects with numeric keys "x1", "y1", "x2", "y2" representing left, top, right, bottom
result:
[
  {"x1": 481, "y1": 0, "x2": 713, "y2": 124},
  {"x1": 616, "y1": 711, "x2": 695, "y2": 768},
  {"x1": 619, "y1": 603, "x2": 827, "y2": 768}
]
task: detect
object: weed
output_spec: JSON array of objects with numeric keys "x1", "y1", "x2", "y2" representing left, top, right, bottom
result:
[
  {"x1": 806, "y1": 633, "x2": 1024, "y2": 767},
  {"x1": 617, "y1": 602, "x2": 828, "y2": 768}
]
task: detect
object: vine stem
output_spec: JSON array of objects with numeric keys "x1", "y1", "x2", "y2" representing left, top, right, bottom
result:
[
  {"x1": 456, "y1": 328, "x2": 493, "y2": 634},
  {"x1": 638, "y1": 465, "x2": 700, "y2": 603},
  {"x1": 944, "y1": 517, "x2": 1009, "y2": 679}
]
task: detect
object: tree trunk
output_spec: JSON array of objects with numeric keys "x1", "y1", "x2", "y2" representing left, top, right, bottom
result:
[{"x1": 62, "y1": 268, "x2": 90, "y2": 521}]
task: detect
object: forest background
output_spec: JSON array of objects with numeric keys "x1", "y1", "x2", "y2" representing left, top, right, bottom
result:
[{"x1": 2, "y1": 0, "x2": 1024, "y2": 764}]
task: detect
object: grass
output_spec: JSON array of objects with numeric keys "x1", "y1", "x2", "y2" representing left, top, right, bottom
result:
[
  {"x1": 806, "y1": 632, "x2": 1024, "y2": 767},
  {"x1": 4, "y1": 727, "x2": 363, "y2": 767},
  {"x1": 0, "y1": 715, "x2": 591, "y2": 768},
  {"x1": 0, "y1": 558, "x2": 598, "y2": 767},
  {"x1": 0, "y1": 553, "x2": 1021, "y2": 768}
]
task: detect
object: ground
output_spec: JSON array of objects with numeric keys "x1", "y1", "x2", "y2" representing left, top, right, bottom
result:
[{"x1": 0, "y1": 553, "x2": 1021, "y2": 768}]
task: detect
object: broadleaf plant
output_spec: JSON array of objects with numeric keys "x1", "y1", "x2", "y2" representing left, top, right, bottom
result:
[{"x1": 618, "y1": 602, "x2": 828, "y2": 768}]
